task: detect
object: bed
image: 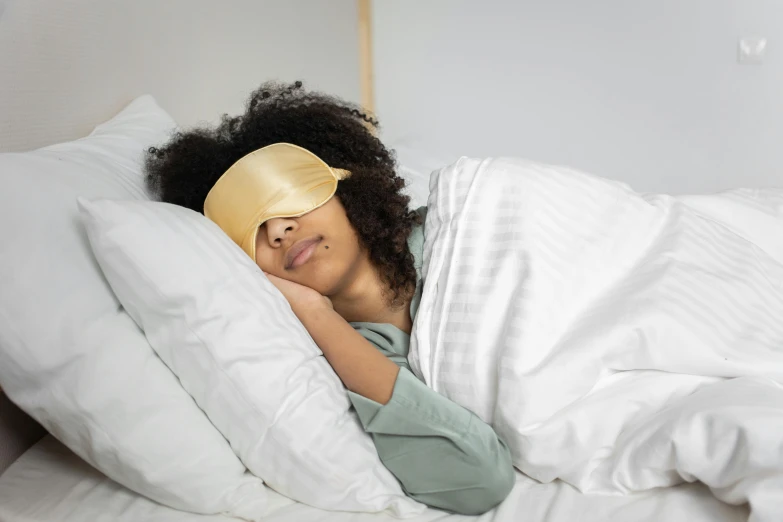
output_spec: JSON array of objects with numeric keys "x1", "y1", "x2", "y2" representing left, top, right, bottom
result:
[
  {"x1": 0, "y1": 436, "x2": 748, "y2": 522},
  {"x1": 0, "y1": 2, "x2": 758, "y2": 521}
]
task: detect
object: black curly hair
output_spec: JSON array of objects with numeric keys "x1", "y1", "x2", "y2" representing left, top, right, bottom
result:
[{"x1": 145, "y1": 81, "x2": 421, "y2": 308}]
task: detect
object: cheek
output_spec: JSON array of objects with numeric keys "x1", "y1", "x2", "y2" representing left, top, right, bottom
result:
[
  {"x1": 320, "y1": 238, "x2": 361, "y2": 275},
  {"x1": 295, "y1": 244, "x2": 347, "y2": 292},
  {"x1": 254, "y1": 254, "x2": 278, "y2": 275}
]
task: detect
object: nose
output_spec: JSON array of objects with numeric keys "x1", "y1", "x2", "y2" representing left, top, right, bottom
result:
[{"x1": 263, "y1": 217, "x2": 298, "y2": 247}]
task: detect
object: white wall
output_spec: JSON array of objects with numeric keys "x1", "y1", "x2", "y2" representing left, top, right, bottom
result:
[
  {"x1": 374, "y1": 0, "x2": 783, "y2": 193},
  {"x1": 0, "y1": 0, "x2": 360, "y2": 151}
]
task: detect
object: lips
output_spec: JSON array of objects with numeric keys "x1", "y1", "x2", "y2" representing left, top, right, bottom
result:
[{"x1": 285, "y1": 237, "x2": 322, "y2": 269}]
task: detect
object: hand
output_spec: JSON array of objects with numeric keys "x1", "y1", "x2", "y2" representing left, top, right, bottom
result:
[{"x1": 263, "y1": 272, "x2": 333, "y2": 314}]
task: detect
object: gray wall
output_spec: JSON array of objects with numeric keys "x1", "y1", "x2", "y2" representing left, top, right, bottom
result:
[
  {"x1": 0, "y1": 0, "x2": 360, "y2": 151},
  {"x1": 374, "y1": 0, "x2": 783, "y2": 193}
]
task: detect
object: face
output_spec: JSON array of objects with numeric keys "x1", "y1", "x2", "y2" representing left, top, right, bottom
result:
[{"x1": 254, "y1": 197, "x2": 365, "y2": 296}]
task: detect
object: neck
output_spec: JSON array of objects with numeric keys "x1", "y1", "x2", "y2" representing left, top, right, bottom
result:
[{"x1": 330, "y1": 258, "x2": 412, "y2": 333}]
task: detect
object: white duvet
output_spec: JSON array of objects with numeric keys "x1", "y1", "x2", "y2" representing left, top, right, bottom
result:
[{"x1": 408, "y1": 157, "x2": 783, "y2": 522}]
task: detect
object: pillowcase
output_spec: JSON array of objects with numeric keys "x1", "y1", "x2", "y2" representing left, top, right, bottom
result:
[
  {"x1": 391, "y1": 142, "x2": 453, "y2": 209},
  {"x1": 399, "y1": 164, "x2": 432, "y2": 210},
  {"x1": 0, "y1": 96, "x2": 270, "y2": 519},
  {"x1": 79, "y1": 197, "x2": 425, "y2": 517}
]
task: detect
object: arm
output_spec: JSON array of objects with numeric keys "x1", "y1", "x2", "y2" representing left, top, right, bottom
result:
[
  {"x1": 348, "y1": 367, "x2": 515, "y2": 515},
  {"x1": 295, "y1": 303, "x2": 401, "y2": 405},
  {"x1": 265, "y1": 274, "x2": 515, "y2": 515}
]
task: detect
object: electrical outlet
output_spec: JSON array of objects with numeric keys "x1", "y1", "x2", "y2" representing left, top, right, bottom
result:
[{"x1": 738, "y1": 37, "x2": 767, "y2": 64}]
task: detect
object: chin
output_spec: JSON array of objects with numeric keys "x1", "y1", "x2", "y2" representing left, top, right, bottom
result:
[
  {"x1": 305, "y1": 279, "x2": 334, "y2": 296},
  {"x1": 300, "y1": 268, "x2": 341, "y2": 296}
]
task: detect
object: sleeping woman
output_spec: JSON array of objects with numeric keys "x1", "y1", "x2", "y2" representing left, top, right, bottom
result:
[{"x1": 145, "y1": 81, "x2": 516, "y2": 515}]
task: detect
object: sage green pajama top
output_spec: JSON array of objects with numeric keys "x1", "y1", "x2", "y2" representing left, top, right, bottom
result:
[{"x1": 349, "y1": 207, "x2": 515, "y2": 515}]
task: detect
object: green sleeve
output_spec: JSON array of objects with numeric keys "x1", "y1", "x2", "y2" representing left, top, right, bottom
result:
[
  {"x1": 346, "y1": 205, "x2": 514, "y2": 514},
  {"x1": 347, "y1": 369, "x2": 515, "y2": 515}
]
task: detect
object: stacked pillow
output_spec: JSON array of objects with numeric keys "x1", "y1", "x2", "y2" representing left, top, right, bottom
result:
[
  {"x1": 0, "y1": 96, "x2": 421, "y2": 517},
  {"x1": 0, "y1": 96, "x2": 268, "y2": 518},
  {"x1": 79, "y1": 197, "x2": 422, "y2": 515}
]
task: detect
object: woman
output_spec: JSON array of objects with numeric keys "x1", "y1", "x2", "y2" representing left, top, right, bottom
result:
[{"x1": 145, "y1": 81, "x2": 515, "y2": 515}]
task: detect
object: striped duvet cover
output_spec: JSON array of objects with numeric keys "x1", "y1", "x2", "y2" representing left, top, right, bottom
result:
[{"x1": 409, "y1": 157, "x2": 783, "y2": 522}]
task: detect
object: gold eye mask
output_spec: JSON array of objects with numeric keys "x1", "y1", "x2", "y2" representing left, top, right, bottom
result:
[{"x1": 203, "y1": 142, "x2": 350, "y2": 260}]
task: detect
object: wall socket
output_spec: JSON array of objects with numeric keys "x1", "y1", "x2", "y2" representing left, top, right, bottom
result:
[{"x1": 738, "y1": 37, "x2": 767, "y2": 64}]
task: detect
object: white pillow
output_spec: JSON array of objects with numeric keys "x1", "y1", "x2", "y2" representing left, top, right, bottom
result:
[
  {"x1": 392, "y1": 142, "x2": 454, "y2": 209},
  {"x1": 0, "y1": 97, "x2": 270, "y2": 519},
  {"x1": 79, "y1": 198, "x2": 425, "y2": 517},
  {"x1": 399, "y1": 164, "x2": 432, "y2": 210}
]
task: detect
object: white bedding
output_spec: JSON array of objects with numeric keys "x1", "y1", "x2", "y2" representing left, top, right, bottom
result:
[
  {"x1": 0, "y1": 436, "x2": 747, "y2": 522},
  {"x1": 409, "y1": 157, "x2": 783, "y2": 522}
]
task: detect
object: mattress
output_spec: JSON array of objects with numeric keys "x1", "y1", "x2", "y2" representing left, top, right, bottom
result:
[{"x1": 0, "y1": 436, "x2": 748, "y2": 522}]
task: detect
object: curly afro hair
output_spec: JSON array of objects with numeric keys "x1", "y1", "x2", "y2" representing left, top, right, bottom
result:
[{"x1": 145, "y1": 81, "x2": 421, "y2": 308}]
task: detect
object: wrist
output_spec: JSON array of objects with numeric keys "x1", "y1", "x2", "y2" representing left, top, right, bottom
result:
[{"x1": 292, "y1": 294, "x2": 333, "y2": 318}]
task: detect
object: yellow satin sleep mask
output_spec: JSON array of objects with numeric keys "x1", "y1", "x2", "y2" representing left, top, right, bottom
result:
[{"x1": 203, "y1": 143, "x2": 351, "y2": 260}]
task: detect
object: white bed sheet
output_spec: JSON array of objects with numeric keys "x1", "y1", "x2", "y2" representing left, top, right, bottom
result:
[{"x1": 0, "y1": 436, "x2": 748, "y2": 522}]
